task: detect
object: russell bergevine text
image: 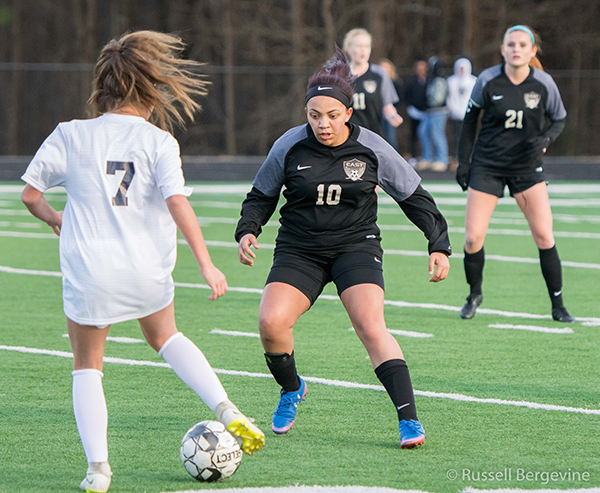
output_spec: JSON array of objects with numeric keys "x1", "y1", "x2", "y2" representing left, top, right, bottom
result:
[{"x1": 446, "y1": 468, "x2": 591, "y2": 485}]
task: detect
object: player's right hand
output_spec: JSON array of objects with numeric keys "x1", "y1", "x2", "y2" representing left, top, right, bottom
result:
[
  {"x1": 238, "y1": 234, "x2": 259, "y2": 267},
  {"x1": 49, "y1": 210, "x2": 63, "y2": 236}
]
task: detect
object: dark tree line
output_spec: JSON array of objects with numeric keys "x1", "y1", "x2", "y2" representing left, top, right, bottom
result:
[{"x1": 0, "y1": 0, "x2": 599, "y2": 156}]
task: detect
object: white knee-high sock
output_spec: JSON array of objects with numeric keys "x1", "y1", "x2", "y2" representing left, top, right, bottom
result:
[
  {"x1": 158, "y1": 332, "x2": 228, "y2": 411},
  {"x1": 72, "y1": 369, "x2": 108, "y2": 463}
]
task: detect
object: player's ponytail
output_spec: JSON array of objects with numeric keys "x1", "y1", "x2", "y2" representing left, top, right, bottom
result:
[
  {"x1": 307, "y1": 46, "x2": 354, "y2": 99},
  {"x1": 87, "y1": 30, "x2": 210, "y2": 132}
]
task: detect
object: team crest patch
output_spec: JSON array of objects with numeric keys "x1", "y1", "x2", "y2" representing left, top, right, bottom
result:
[
  {"x1": 343, "y1": 158, "x2": 367, "y2": 181},
  {"x1": 363, "y1": 80, "x2": 377, "y2": 94},
  {"x1": 524, "y1": 91, "x2": 541, "y2": 109}
]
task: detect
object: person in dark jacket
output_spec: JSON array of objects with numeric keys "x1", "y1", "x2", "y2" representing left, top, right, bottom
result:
[{"x1": 403, "y1": 58, "x2": 428, "y2": 164}]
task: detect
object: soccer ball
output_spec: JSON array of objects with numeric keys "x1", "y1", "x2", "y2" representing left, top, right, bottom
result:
[{"x1": 180, "y1": 420, "x2": 242, "y2": 482}]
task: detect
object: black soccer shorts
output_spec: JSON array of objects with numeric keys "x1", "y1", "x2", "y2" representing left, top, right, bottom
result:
[
  {"x1": 265, "y1": 248, "x2": 385, "y2": 305},
  {"x1": 468, "y1": 166, "x2": 547, "y2": 198}
]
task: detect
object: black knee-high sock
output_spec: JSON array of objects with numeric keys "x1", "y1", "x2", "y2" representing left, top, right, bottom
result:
[
  {"x1": 539, "y1": 245, "x2": 564, "y2": 309},
  {"x1": 374, "y1": 359, "x2": 418, "y2": 422},
  {"x1": 264, "y1": 352, "x2": 301, "y2": 392},
  {"x1": 464, "y1": 247, "x2": 485, "y2": 296}
]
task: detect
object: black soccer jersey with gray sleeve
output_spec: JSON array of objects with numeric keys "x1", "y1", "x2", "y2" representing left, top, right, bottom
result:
[
  {"x1": 235, "y1": 123, "x2": 450, "y2": 255},
  {"x1": 349, "y1": 64, "x2": 399, "y2": 137},
  {"x1": 463, "y1": 64, "x2": 566, "y2": 172}
]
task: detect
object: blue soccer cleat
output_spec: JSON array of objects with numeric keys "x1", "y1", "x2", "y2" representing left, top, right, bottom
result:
[
  {"x1": 399, "y1": 419, "x2": 425, "y2": 449},
  {"x1": 272, "y1": 377, "x2": 307, "y2": 434}
]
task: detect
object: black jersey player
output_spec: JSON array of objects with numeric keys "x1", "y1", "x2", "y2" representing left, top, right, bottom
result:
[
  {"x1": 343, "y1": 28, "x2": 403, "y2": 137},
  {"x1": 456, "y1": 25, "x2": 573, "y2": 322},
  {"x1": 235, "y1": 47, "x2": 450, "y2": 449}
]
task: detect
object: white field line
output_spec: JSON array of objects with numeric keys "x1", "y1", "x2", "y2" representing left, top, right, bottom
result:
[
  {"x1": 164, "y1": 487, "x2": 435, "y2": 493},
  {"x1": 419, "y1": 183, "x2": 600, "y2": 194},
  {"x1": 161, "y1": 487, "x2": 600, "y2": 493},
  {"x1": 1, "y1": 344, "x2": 600, "y2": 416},
  {"x1": 348, "y1": 327, "x2": 434, "y2": 339},
  {"x1": 0, "y1": 231, "x2": 58, "y2": 239},
  {"x1": 0, "y1": 209, "x2": 32, "y2": 216},
  {"x1": 0, "y1": 221, "x2": 41, "y2": 229},
  {"x1": 2, "y1": 264, "x2": 600, "y2": 324},
  {"x1": 463, "y1": 489, "x2": 599, "y2": 493},
  {"x1": 209, "y1": 328, "x2": 261, "y2": 338},
  {"x1": 378, "y1": 196, "x2": 600, "y2": 208},
  {"x1": 489, "y1": 324, "x2": 574, "y2": 334},
  {"x1": 62, "y1": 334, "x2": 144, "y2": 343},
  {"x1": 198, "y1": 239, "x2": 600, "y2": 270},
  {"x1": 3, "y1": 182, "x2": 600, "y2": 194},
  {"x1": 2, "y1": 230, "x2": 598, "y2": 270}
]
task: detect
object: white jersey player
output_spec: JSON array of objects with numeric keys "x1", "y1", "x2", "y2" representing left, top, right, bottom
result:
[{"x1": 21, "y1": 30, "x2": 264, "y2": 493}]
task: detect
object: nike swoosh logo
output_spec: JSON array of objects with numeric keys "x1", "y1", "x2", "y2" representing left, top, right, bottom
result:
[
  {"x1": 317, "y1": 86, "x2": 332, "y2": 90},
  {"x1": 297, "y1": 165, "x2": 311, "y2": 170},
  {"x1": 374, "y1": 257, "x2": 382, "y2": 263},
  {"x1": 397, "y1": 403, "x2": 410, "y2": 410},
  {"x1": 553, "y1": 291, "x2": 562, "y2": 297},
  {"x1": 492, "y1": 95, "x2": 504, "y2": 100}
]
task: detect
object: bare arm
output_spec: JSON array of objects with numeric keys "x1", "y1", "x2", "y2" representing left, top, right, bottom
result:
[
  {"x1": 166, "y1": 194, "x2": 227, "y2": 301},
  {"x1": 383, "y1": 103, "x2": 403, "y2": 127},
  {"x1": 21, "y1": 184, "x2": 62, "y2": 236}
]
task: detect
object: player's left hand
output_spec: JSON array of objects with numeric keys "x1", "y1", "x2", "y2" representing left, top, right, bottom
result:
[
  {"x1": 200, "y1": 263, "x2": 228, "y2": 300},
  {"x1": 428, "y1": 252, "x2": 450, "y2": 282},
  {"x1": 527, "y1": 135, "x2": 551, "y2": 156}
]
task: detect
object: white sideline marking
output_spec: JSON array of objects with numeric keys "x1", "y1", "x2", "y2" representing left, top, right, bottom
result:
[
  {"x1": 2, "y1": 344, "x2": 600, "y2": 416},
  {"x1": 2, "y1": 264, "x2": 600, "y2": 325},
  {"x1": 210, "y1": 329, "x2": 260, "y2": 338},
  {"x1": 348, "y1": 327, "x2": 434, "y2": 339},
  {"x1": 0, "y1": 209, "x2": 30, "y2": 216},
  {"x1": 0, "y1": 231, "x2": 58, "y2": 239},
  {"x1": 62, "y1": 334, "x2": 144, "y2": 344},
  {"x1": 489, "y1": 324, "x2": 574, "y2": 334},
  {"x1": 464, "y1": 489, "x2": 599, "y2": 493},
  {"x1": 378, "y1": 196, "x2": 600, "y2": 208},
  {"x1": 3, "y1": 230, "x2": 599, "y2": 269},
  {"x1": 3, "y1": 182, "x2": 600, "y2": 194},
  {"x1": 419, "y1": 183, "x2": 600, "y2": 194},
  {"x1": 164, "y1": 487, "x2": 433, "y2": 493},
  {"x1": 0, "y1": 221, "x2": 41, "y2": 229},
  {"x1": 0, "y1": 265, "x2": 62, "y2": 276},
  {"x1": 200, "y1": 240, "x2": 600, "y2": 271}
]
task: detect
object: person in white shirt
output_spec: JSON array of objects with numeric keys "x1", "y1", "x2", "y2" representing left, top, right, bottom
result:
[
  {"x1": 20, "y1": 30, "x2": 264, "y2": 493},
  {"x1": 446, "y1": 58, "x2": 477, "y2": 170}
]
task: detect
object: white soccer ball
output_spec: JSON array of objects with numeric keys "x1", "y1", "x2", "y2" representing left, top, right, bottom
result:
[{"x1": 180, "y1": 420, "x2": 242, "y2": 482}]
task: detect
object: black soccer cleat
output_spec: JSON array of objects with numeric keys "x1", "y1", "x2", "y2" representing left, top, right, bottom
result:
[
  {"x1": 460, "y1": 294, "x2": 483, "y2": 319},
  {"x1": 552, "y1": 306, "x2": 575, "y2": 323}
]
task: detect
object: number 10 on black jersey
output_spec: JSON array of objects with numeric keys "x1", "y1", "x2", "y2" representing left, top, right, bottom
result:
[{"x1": 316, "y1": 184, "x2": 342, "y2": 206}]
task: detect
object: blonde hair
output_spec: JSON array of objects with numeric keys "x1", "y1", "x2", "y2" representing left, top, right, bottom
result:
[
  {"x1": 378, "y1": 58, "x2": 398, "y2": 80},
  {"x1": 342, "y1": 28, "x2": 372, "y2": 55},
  {"x1": 87, "y1": 30, "x2": 210, "y2": 132},
  {"x1": 503, "y1": 25, "x2": 544, "y2": 71}
]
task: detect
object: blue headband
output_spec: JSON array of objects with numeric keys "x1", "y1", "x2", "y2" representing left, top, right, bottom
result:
[{"x1": 505, "y1": 25, "x2": 535, "y2": 46}]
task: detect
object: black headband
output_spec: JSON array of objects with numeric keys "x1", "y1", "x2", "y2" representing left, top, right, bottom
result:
[{"x1": 305, "y1": 84, "x2": 352, "y2": 108}]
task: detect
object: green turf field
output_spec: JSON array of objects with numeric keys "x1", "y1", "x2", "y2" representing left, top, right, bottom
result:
[{"x1": 1, "y1": 181, "x2": 599, "y2": 493}]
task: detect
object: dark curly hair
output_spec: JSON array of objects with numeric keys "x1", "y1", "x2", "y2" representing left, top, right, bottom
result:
[{"x1": 307, "y1": 46, "x2": 354, "y2": 98}]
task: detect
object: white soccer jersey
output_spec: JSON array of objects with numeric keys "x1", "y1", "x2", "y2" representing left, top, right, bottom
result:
[{"x1": 22, "y1": 113, "x2": 191, "y2": 326}]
